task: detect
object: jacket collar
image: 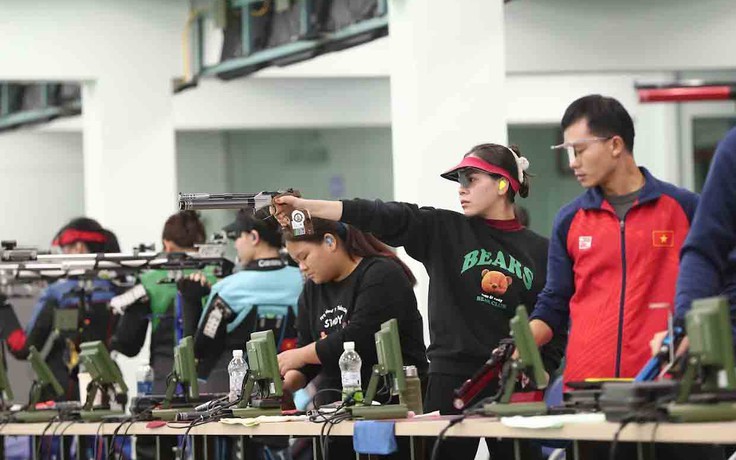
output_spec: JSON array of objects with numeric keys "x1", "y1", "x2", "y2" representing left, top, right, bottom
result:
[
  {"x1": 244, "y1": 257, "x2": 287, "y2": 271},
  {"x1": 579, "y1": 167, "x2": 661, "y2": 210}
]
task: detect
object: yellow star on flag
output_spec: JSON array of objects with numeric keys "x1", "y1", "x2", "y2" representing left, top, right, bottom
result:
[{"x1": 653, "y1": 230, "x2": 674, "y2": 247}]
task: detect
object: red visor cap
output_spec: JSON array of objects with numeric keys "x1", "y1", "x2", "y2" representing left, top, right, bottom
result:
[
  {"x1": 440, "y1": 156, "x2": 521, "y2": 192},
  {"x1": 52, "y1": 229, "x2": 107, "y2": 247}
]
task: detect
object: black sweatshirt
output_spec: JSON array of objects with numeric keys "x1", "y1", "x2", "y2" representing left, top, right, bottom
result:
[
  {"x1": 296, "y1": 257, "x2": 428, "y2": 394},
  {"x1": 341, "y1": 199, "x2": 566, "y2": 377}
]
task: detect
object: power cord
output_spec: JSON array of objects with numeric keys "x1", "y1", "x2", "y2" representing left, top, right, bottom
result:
[
  {"x1": 374, "y1": 375, "x2": 392, "y2": 405},
  {"x1": 168, "y1": 397, "x2": 240, "y2": 460},
  {"x1": 648, "y1": 420, "x2": 661, "y2": 460},
  {"x1": 35, "y1": 415, "x2": 59, "y2": 460},
  {"x1": 57, "y1": 419, "x2": 78, "y2": 438},
  {"x1": 0, "y1": 414, "x2": 10, "y2": 432},
  {"x1": 429, "y1": 375, "x2": 510, "y2": 460},
  {"x1": 107, "y1": 415, "x2": 141, "y2": 460},
  {"x1": 107, "y1": 419, "x2": 128, "y2": 459},
  {"x1": 430, "y1": 415, "x2": 465, "y2": 460},
  {"x1": 93, "y1": 416, "x2": 106, "y2": 460},
  {"x1": 53, "y1": 420, "x2": 78, "y2": 458},
  {"x1": 106, "y1": 402, "x2": 156, "y2": 459},
  {"x1": 178, "y1": 415, "x2": 226, "y2": 459},
  {"x1": 118, "y1": 418, "x2": 139, "y2": 460},
  {"x1": 609, "y1": 417, "x2": 634, "y2": 460},
  {"x1": 609, "y1": 390, "x2": 672, "y2": 460},
  {"x1": 51, "y1": 405, "x2": 82, "y2": 456},
  {"x1": 306, "y1": 388, "x2": 356, "y2": 460},
  {"x1": 49, "y1": 418, "x2": 66, "y2": 443},
  {"x1": 54, "y1": 420, "x2": 79, "y2": 458},
  {"x1": 318, "y1": 409, "x2": 351, "y2": 460}
]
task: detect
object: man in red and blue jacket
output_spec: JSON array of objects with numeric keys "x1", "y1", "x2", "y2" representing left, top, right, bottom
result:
[{"x1": 528, "y1": 95, "x2": 698, "y2": 386}]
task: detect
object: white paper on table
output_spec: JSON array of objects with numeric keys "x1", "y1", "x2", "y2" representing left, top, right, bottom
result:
[
  {"x1": 500, "y1": 413, "x2": 606, "y2": 429},
  {"x1": 220, "y1": 415, "x2": 310, "y2": 427},
  {"x1": 410, "y1": 410, "x2": 441, "y2": 419}
]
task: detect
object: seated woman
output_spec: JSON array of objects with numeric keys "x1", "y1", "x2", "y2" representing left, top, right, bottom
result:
[
  {"x1": 110, "y1": 211, "x2": 217, "y2": 460},
  {"x1": 9, "y1": 217, "x2": 121, "y2": 401},
  {"x1": 179, "y1": 207, "x2": 303, "y2": 393},
  {"x1": 111, "y1": 210, "x2": 215, "y2": 394},
  {"x1": 277, "y1": 217, "x2": 428, "y2": 408},
  {"x1": 7, "y1": 218, "x2": 121, "y2": 460}
]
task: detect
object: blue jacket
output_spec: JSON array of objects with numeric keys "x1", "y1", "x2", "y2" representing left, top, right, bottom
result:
[
  {"x1": 12, "y1": 278, "x2": 118, "y2": 400},
  {"x1": 675, "y1": 127, "x2": 736, "y2": 336},
  {"x1": 192, "y1": 259, "x2": 303, "y2": 384},
  {"x1": 201, "y1": 264, "x2": 303, "y2": 333},
  {"x1": 27, "y1": 279, "x2": 117, "y2": 332}
]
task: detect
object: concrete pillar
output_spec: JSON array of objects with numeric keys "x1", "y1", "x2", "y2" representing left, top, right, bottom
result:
[
  {"x1": 388, "y1": 0, "x2": 507, "y2": 210},
  {"x1": 387, "y1": 0, "x2": 507, "y2": 362},
  {"x1": 387, "y1": 4, "x2": 506, "y2": 457},
  {"x1": 82, "y1": 74, "x2": 177, "y2": 251}
]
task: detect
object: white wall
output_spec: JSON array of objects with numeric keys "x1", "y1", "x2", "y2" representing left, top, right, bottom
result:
[
  {"x1": 0, "y1": 0, "x2": 185, "y2": 80},
  {"x1": 0, "y1": 0, "x2": 189, "y2": 254},
  {"x1": 176, "y1": 131, "x2": 232, "y2": 237},
  {"x1": 226, "y1": 128, "x2": 394, "y2": 200},
  {"x1": 42, "y1": 77, "x2": 392, "y2": 132},
  {"x1": 174, "y1": 78, "x2": 392, "y2": 130},
  {"x1": 0, "y1": 131, "x2": 84, "y2": 246},
  {"x1": 505, "y1": 0, "x2": 736, "y2": 73}
]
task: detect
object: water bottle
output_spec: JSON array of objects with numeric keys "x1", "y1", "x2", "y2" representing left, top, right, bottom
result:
[
  {"x1": 228, "y1": 349, "x2": 248, "y2": 402},
  {"x1": 339, "y1": 342, "x2": 363, "y2": 402},
  {"x1": 136, "y1": 364, "x2": 154, "y2": 396},
  {"x1": 400, "y1": 365, "x2": 424, "y2": 415}
]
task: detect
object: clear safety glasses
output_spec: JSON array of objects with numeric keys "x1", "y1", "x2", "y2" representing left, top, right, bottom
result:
[{"x1": 550, "y1": 136, "x2": 612, "y2": 164}]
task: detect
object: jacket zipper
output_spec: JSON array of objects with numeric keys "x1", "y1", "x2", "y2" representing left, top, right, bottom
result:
[{"x1": 614, "y1": 218, "x2": 626, "y2": 377}]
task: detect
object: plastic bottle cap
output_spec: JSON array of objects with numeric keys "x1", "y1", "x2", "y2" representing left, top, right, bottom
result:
[
  {"x1": 343, "y1": 342, "x2": 355, "y2": 351},
  {"x1": 233, "y1": 350, "x2": 243, "y2": 358},
  {"x1": 404, "y1": 365, "x2": 418, "y2": 377}
]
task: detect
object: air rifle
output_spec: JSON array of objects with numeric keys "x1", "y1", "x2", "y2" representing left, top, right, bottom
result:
[
  {"x1": 634, "y1": 326, "x2": 685, "y2": 382},
  {"x1": 0, "y1": 246, "x2": 233, "y2": 283},
  {"x1": 453, "y1": 339, "x2": 515, "y2": 410}
]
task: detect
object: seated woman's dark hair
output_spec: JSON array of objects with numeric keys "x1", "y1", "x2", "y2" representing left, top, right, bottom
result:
[
  {"x1": 245, "y1": 207, "x2": 284, "y2": 249},
  {"x1": 162, "y1": 211, "x2": 206, "y2": 249},
  {"x1": 284, "y1": 217, "x2": 416, "y2": 285}
]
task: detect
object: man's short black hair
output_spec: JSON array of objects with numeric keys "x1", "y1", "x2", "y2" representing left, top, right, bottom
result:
[{"x1": 561, "y1": 94, "x2": 635, "y2": 153}]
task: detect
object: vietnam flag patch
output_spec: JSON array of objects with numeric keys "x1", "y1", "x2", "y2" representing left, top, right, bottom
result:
[{"x1": 652, "y1": 230, "x2": 674, "y2": 247}]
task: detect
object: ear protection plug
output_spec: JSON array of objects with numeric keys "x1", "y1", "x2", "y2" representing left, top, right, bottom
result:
[
  {"x1": 498, "y1": 179, "x2": 508, "y2": 191},
  {"x1": 325, "y1": 236, "x2": 335, "y2": 245}
]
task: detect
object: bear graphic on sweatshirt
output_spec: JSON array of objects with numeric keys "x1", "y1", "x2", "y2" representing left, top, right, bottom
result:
[{"x1": 481, "y1": 269, "x2": 512, "y2": 296}]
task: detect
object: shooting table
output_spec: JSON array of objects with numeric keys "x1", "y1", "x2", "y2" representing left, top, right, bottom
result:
[{"x1": 1, "y1": 416, "x2": 735, "y2": 460}]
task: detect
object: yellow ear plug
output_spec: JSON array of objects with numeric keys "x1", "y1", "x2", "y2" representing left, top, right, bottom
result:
[{"x1": 499, "y1": 180, "x2": 507, "y2": 191}]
